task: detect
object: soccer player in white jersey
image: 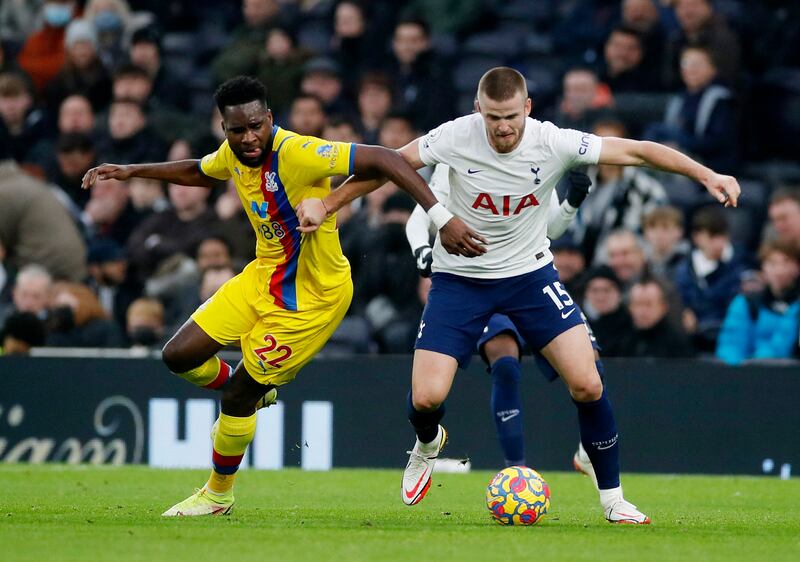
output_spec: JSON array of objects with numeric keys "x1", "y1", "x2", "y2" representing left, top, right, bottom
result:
[
  {"x1": 296, "y1": 67, "x2": 740, "y2": 524},
  {"x1": 406, "y1": 163, "x2": 596, "y2": 470}
]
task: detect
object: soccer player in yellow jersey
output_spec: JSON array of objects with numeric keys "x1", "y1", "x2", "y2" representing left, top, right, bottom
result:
[{"x1": 81, "y1": 76, "x2": 485, "y2": 516}]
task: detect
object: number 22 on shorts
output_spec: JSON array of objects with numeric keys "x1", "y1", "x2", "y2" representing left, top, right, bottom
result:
[{"x1": 253, "y1": 334, "x2": 293, "y2": 369}]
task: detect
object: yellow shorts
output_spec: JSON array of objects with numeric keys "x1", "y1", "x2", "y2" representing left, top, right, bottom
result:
[{"x1": 191, "y1": 259, "x2": 353, "y2": 386}]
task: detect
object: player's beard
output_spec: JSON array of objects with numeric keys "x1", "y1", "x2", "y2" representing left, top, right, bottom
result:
[{"x1": 233, "y1": 138, "x2": 272, "y2": 168}]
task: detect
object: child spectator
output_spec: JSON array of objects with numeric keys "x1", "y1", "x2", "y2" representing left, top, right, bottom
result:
[
  {"x1": 642, "y1": 206, "x2": 689, "y2": 280},
  {"x1": 675, "y1": 206, "x2": 744, "y2": 352},
  {"x1": 716, "y1": 241, "x2": 800, "y2": 365},
  {"x1": 126, "y1": 297, "x2": 165, "y2": 348}
]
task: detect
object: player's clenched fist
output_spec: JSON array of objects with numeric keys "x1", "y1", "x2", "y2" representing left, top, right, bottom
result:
[
  {"x1": 439, "y1": 217, "x2": 487, "y2": 257},
  {"x1": 296, "y1": 198, "x2": 327, "y2": 233},
  {"x1": 81, "y1": 163, "x2": 134, "y2": 189}
]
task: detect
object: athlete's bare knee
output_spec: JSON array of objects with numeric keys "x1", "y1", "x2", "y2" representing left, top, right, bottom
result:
[
  {"x1": 412, "y1": 393, "x2": 444, "y2": 412},
  {"x1": 569, "y1": 376, "x2": 604, "y2": 402},
  {"x1": 484, "y1": 334, "x2": 519, "y2": 365}
]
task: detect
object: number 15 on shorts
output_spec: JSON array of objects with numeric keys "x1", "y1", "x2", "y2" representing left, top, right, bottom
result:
[{"x1": 542, "y1": 282, "x2": 574, "y2": 310}]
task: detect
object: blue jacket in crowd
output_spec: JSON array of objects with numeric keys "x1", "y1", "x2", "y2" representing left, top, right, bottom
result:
[{"x1": 716, "y1": 287, "x2": 800, "y2": 365}]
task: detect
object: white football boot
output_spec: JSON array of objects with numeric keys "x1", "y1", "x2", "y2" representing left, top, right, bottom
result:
[
  {"x1": 161, "y1": 487, "x2": 234, "y2": 517},
  {"x1": 401, "y1": 425, "x2": 448, "y2": 506},
  {"x1": 605, "y1": 498, "x2": 651, "y2": 524},
  {"x1": 572, "y1": 441, "x2": 598, "y2": 489}
]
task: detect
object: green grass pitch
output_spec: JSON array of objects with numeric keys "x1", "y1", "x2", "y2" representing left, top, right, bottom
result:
[{"x1": 2, "y1": 465, "x2": 799, "y2": 562}]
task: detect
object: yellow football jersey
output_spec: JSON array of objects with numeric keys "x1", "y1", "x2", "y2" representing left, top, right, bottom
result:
[{"x1": 200, "y1": 126, "x2": 354, "y2": 311}]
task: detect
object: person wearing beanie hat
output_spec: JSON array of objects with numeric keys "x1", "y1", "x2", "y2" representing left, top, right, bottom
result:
[
  {"x1": 45, "y1": 18, "x2": 112, "y2": 114},
  {"x1": 581, "y1": 265, "x2": 631, "y2": 357}
]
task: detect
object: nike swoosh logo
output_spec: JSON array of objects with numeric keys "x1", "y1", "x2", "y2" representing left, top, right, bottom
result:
[
  {"x1": 404, "y1": 467, "x2": 431, "y2": 499},
  {"x1": 597, "y1": 442, "x2": 617, "y2": 450},
  {"x1": 561, "y1": 308, "x2": 576, "y2": 319},
  {"x1": 467, "y1": 168, "x2": 483, "y2": 174},
  {"x1": 499, "y1": 412, "x2": 519, "y2": 422}
]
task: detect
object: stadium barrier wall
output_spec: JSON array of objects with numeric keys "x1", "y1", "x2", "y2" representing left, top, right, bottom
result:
[{"x1": 1, "y1": 354, "x2": 797, "y2": 476}]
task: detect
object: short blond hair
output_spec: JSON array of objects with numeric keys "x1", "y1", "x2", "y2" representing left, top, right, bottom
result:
[
  {"x1": 478, "y1": 67, "x2": 527, "y2": 102},
  {"x1": 126, "y1": 297, "x2": 164, "y2": 324}
]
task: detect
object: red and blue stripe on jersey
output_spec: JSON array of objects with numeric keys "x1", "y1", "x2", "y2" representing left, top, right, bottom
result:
[{"x1": 258, "y1": 131, "x2": 301, "y2": 311}]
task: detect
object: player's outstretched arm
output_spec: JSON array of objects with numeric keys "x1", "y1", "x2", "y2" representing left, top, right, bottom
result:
[
  {"x1": 81, "y1": 160, "x2": 217, "y2": 190},
  {"x1": 296, "y1": 145, "x2": 487, "y2": 257},
  {"x1": 598, "y1": 137, "x2": 740, "y2": 207}
]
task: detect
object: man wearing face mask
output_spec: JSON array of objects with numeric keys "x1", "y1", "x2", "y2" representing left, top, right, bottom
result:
[
  {"x1": 126, "y1": 297, "x2": 165, "y2": 349},
  {"x1": 18, "y1": 1, "x2": 78, "y2": 94}
]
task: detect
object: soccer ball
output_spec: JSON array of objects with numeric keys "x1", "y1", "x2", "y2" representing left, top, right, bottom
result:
[{"x1": 486, "y1": 466, "x2": 550, "y2": 526}]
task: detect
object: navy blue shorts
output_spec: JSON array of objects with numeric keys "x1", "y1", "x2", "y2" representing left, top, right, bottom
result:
[
  {"x1": 476, "y1": 312, "x2": 599, "y2": 381},
  {"x1": 415, "y1": 263, "x2": 593, "y2": 377}
]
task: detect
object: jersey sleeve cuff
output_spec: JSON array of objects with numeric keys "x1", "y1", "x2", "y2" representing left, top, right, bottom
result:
[{"x1": 348, "y1": 144, "x2": 356, "y2": 175}]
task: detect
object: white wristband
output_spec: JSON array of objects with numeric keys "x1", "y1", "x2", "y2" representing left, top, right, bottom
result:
[{"x1": 427, "y1": 203, "x2": 454, "y2": 230}]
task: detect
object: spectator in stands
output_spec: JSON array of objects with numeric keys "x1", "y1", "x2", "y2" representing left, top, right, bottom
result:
[
  {"x1": 552, "y1": 67, "x2": 612, "y2": 132},
  {"x1": 0, "y1": 311, "x2": 46, "y2": 355},
  {"x1": 0, "y1": 71, "x2": 47, "y2": 164},
  {"x1": 621, "y1": 276, "x2": 694, "y2": 357},
  {"x1": 126, "y1": 181, "x2": 219, "y2": 283},
  {"x1": 95, "y1": 97, "x2": 167, "y2": 164},
  {"x1": 128, "y1": 176, "x2": 168, "y2": 214},
  {"x1": 57, "y1": 93, "x2": 96, "y2": 134},
  {"x1": 287, "y1": 93, "x2": 326, "y2": 137},
  {"x1": 211, "y1": 0, "x2": 287, "y2": 85},
  {"x1": 0, "y1": 1, "x2": 44, "y2": 52},
  {"x1": 675, "y1": 206, "x2": 745, "y2": 352},
  {"x1": 386, "y1": 18, "x2": 453, "y2": 131},
  {"x1": 378, "y1": 112, "x2": 416, "y2": 149},
  {"x1": 766, "y1": 188, "x2": 800, "y2": 252},
  {"x1": 129, "y1": 25, "x2": 189, "y2": 112},
  {"x1": 599, "y1": 26, "x2": 659, "y2": 93},
  {"x1": 199, "y1": 265, "x2": 235, "y2": 303},
  {"x1": 619, "y1": 0, "x2": 666, "y2": 83},
  {"x1": 109, "y1": 64, "x2": 194, "y2": 144},
  {"x1": 581, "y1": 265, "x2": 631, "y2": 357},
  {"x1": 83, "y1": 0, "x2": 135, "y2": 71},
  {"x1": 645, "y1": 45, "x2": 738, "y2": 174},
  {"x1": 80, "y1": 176, "x2": 143, "y2": 247},
  {"x1": 0, "y1": 132, "x2": 87, "y2": 281},
  {"x1": 551, "y1": 0, "x2": 619, "y2": 59},
  {"x1": 551, "y1": 236, "x2": 587, "y2": 298},
  {"x1": 45, "y1": 132, "x2": 97, "y2": 208},
  {"x1": 322, "y1": 116, "x2": 362, "y2": 144},
  {"x1": 329, "y1": 0, "x2": 381, "y2": 90},
  {"x1": 601, "y1": 230, "x2": 647, "y2": 291},
  {"x1": 356, "y1": 73, "x2": 393, "y2": 145},
  {"x1": 86, "y1": 239, "x2": 141, "y2": 329},
  {"x1": 46, "y1": 280, "x2": 124, "y2": 347},
  {"x1": 7, "y1": 264, "x2": 53, "y2": 322},
  {"x1": 401, "y1": 0, "x2": 488, "y2": 38},
  {"x1": 17, "y1": 0, "x2": 78, "y2": 94},
  {"x1": 299, "y1": 57, "x2": 353, "y2": 118},
  {"x1": 642, "y1": 206, "x2": 689, "y2": 280},
  {"x1": 353, "y1": 192, "x2": 419, "y2": 352},
  {"x1": 572, "y1": 120, "x2": 667, "y2": 264},
  {"x1": 44, "y1": 18, "x2": 112, "y2": 116},
  {"x1": 717, "y1": 241, "x2": 800, "y2": 365},
  {"x1": 125, "y1": 296, "x2": 165, "y2": 348},
  {"x1": 664, "y1": 0, "x2": 740, "y2": 88},
  {"x1": 251, "y1": 26, "x2": 309, "y2": 118}
]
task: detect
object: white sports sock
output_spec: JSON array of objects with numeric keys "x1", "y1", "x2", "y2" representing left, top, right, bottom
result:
[
  {"x1": 599, "y1": 486, "x2": 623, "y2": 509},
  {"x1": 418, "y1": 427, "x2": 442, "y2": 454}
]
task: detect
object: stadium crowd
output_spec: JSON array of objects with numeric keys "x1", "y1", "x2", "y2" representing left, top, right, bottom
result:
[{"x1": 0, "y1": 0, "x2": 799, "y2": 364}]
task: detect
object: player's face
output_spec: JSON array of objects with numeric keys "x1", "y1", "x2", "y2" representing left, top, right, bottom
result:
[
  {"x1": 476, "y1": 91, "x2": 531, "y2": 154},
  {"x1": 222, "y1": 100, "x2": 274, "y2": 168}
]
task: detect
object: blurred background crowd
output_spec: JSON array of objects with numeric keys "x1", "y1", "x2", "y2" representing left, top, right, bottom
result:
[{"x1": 0, "y1": 0, "x2": 798, "y2": 364}]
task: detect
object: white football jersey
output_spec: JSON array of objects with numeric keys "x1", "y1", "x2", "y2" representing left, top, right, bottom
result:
[{"x1": 419, "y1": 113, "x2": 602, "y2": 278}]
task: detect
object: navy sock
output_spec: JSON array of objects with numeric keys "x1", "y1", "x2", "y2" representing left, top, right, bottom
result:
[
  {"x1": 573, "y1": 389, "x2": 620, "y2": 489},
  {"x1": 407, "y1": 391, "x2": 445, "y2": 444},
  {"x1": 490, "y1": 356, "x2": 525, "y2": 466}
]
